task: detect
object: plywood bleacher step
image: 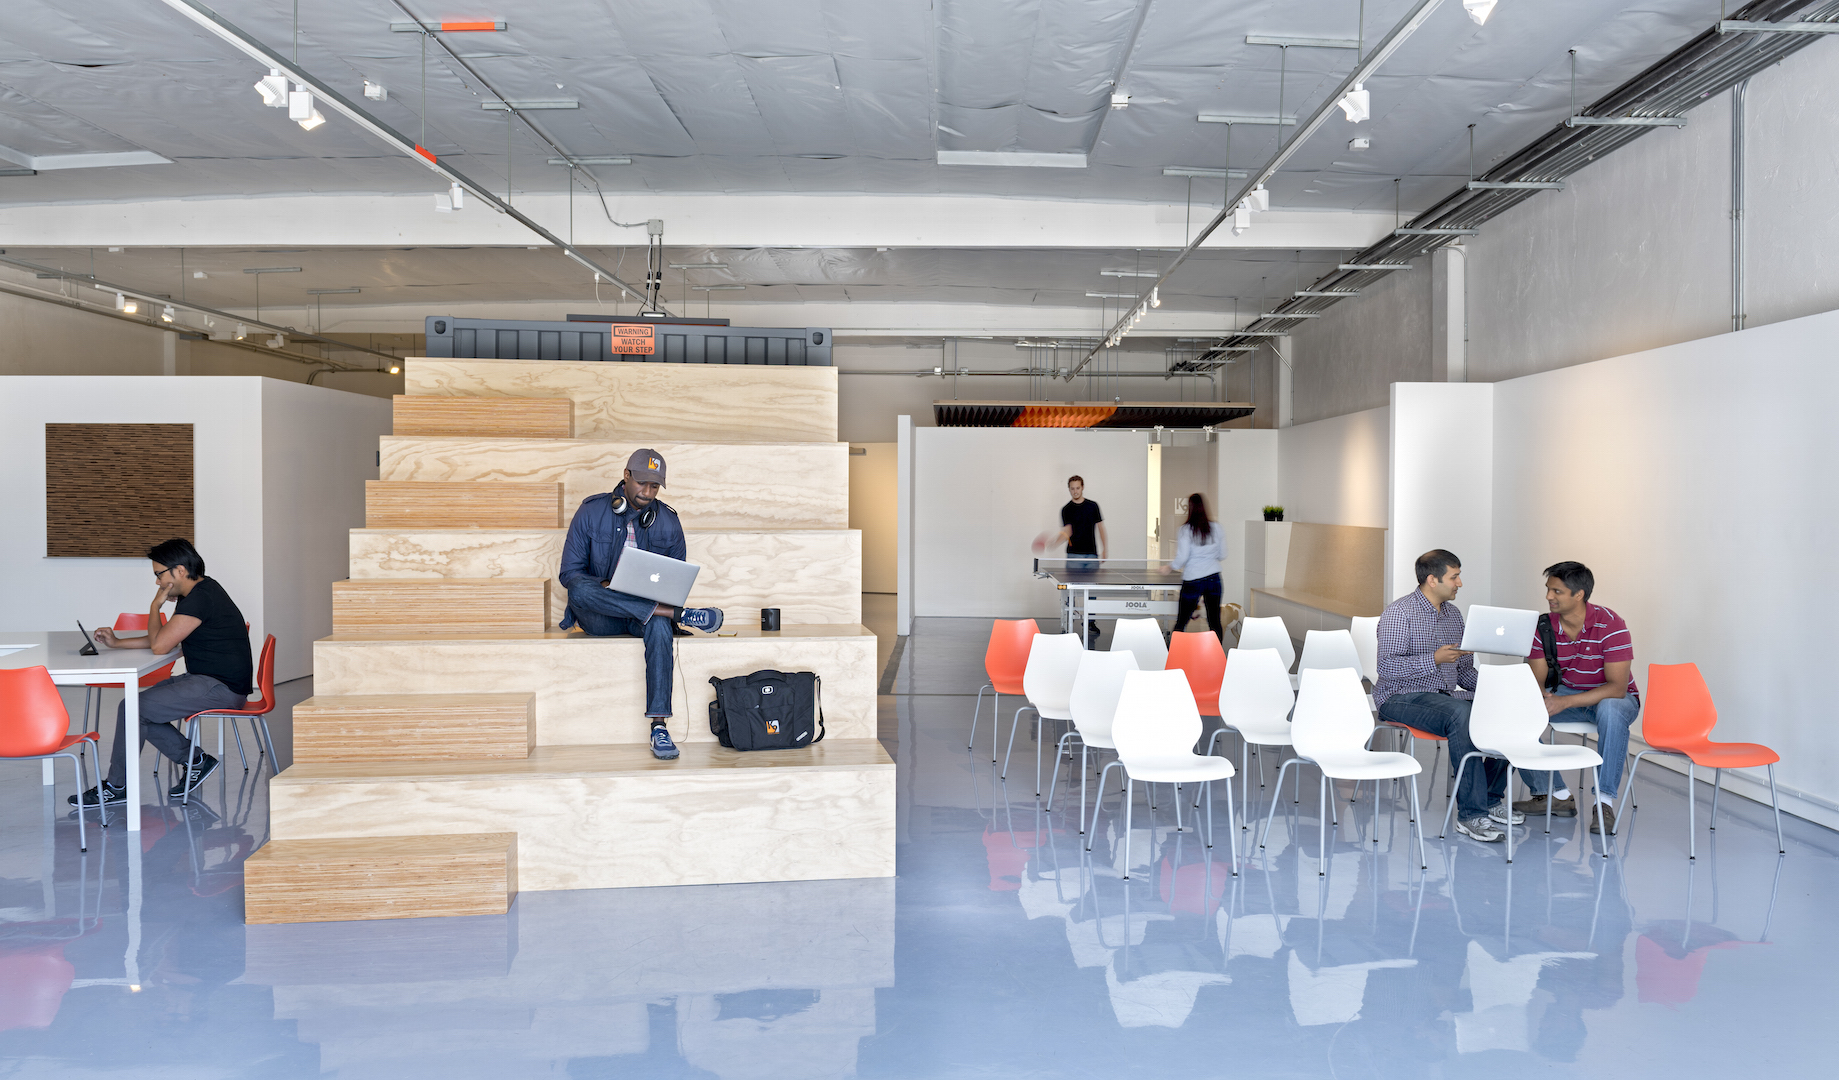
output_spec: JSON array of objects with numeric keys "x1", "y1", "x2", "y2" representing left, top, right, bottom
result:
[
  {"x1": 377, "y1": 438, "x2": 846, "y2": 530},
  {"x1": 347, "y1": 527, "x2": 863, "y2": 628},
  {"x1": 313, "y1": 625, "x2": 877, "y2": 747},
  {"x1": 268, "y1": 742, "x2": 894, "y2": 892},
  {"x1": 331, "y1": 579, "x2": 549, "y2": 634},
  {"x1": 365, "y1": 481, "x2": 561, "y2": 528},
  {"x1": 243, "y1": 833, "x2": 517, "y2": 924},
  {"x1": 293, "y1": 693, "x2": 535, "y2": 763},
  {"x1": 392, "y1": 394, "x2": 573, "y2": 439},
  {"x1": 403, "y1": 357, "x2": 838, "y2": 444}
]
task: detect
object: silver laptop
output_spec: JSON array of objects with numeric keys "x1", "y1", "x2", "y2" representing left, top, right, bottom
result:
[
  {"x1": 608, "y1": 547, "x2": 701, "y2": 607},
  {"x1": 1460, "y1": 605, "x2": 1541, "y2": 656}
]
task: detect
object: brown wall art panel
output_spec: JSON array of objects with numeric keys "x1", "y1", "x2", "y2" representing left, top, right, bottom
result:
[{"x1": 45, "y1": 423, "x2": 195, "y2": 557}]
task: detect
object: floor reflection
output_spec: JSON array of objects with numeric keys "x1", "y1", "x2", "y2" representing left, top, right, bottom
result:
[{"x1": 1, "y1": 615, "x2": 1834, "y2": 1078}]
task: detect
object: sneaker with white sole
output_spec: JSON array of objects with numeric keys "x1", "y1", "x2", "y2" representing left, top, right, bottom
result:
[
  {"x1": 649, "y1": 725, "x2": 680, "y2": 760},
  {"x1": 68, "y1": 782, "x2": 127, "y2": 808},
  {"x1": 1488, "y1": 799, "x2": 1526, "y2": 826},
  {"x1": 167, "y1": 752, "x2": 219, "y2": 798},
  {"x1": 677, "y1": 607, "x2": 724, "y2": 633},
  {"x1": 1456, "y1": 814, "x2": 1505, "y2": 843}
]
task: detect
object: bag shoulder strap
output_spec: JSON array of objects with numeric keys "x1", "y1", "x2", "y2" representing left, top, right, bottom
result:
[
  {"x1": 812, "y1": 674, "x2": 826, "y2": 745},
  {"x1": 1538, "y1": 614, "x2": 1562, "y2": 691}
]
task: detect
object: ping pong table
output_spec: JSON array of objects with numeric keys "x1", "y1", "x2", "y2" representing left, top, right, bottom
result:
[{"x1": 1033, "y1": 559, "x2": 1183, "y2": 640}]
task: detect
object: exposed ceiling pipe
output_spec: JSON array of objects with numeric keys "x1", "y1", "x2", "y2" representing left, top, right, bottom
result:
[
  {"x1": 153, "y1": 0, "x2": 666, "y2": 313},
  {"x1": 0, "y1": 254, "x2": 395, "y2": 369},
  {"x1": 1732, "y1": 77, "x2": 1749, "y2": 333},
  {"x1": 1069, "y1": 0, "x2": 1453, "y2": 379}
]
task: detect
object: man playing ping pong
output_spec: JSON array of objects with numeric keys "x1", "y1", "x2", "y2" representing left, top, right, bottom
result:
[{"x1": 1047, "y1": 475, "x2": 1107, "y2": 646}]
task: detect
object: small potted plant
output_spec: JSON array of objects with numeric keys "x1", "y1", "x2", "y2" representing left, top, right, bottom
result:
[{"x1": 1263, "y1": 505, "x2": 1284, "y2": 522}]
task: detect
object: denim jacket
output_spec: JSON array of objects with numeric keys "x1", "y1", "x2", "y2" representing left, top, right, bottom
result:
[{"x1": 557, "y1": 484, "x2": 687, "y2": 630}]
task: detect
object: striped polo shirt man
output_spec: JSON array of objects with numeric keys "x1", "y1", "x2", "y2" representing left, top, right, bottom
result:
[{"x1": 1526, "y1": 603, "x2": 1640, "y2": 701}]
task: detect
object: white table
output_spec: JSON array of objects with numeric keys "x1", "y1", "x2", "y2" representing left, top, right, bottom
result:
[{"x1": 0, "y1": 629, "x2": 176, "y2": 833}]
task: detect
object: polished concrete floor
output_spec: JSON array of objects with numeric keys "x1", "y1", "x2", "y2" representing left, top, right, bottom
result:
[{"x1": 4, "y1": 612, "x2": 1836, "y2": 1078}]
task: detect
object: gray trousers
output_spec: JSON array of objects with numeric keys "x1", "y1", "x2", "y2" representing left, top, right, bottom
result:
[{"x1": 106, "y1": 673, "x2": 246, "y2": 788}]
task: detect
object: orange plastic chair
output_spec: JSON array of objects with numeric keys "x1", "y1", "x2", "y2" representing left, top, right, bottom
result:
[
  {"x1": 1623, "y1": 663, "x2": 1784, "y2": 859},
  {"x1": 1166, "y1": 631, "x2": 1226, "y2": 715},
  {"x1": 80, "y1": 613, "x2": 180, "y2": 737},
  {"x1": 970, "y1": 620, "x2": 1040, "y2": 763},
  {"x1": 177, "y1": 634, "x2": 279, "y2": 804},
  {"x1": 0, "y1": 666, "x2": 104, "y2": 851}
]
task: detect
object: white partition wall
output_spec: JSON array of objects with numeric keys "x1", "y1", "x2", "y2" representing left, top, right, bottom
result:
[
  {"x1": 912, "y1": 427, "x2": 1148, "y2": 618},
  {"x1": 1214, "y1": 429, "x2": 1279, "y2": 607},
  {"x1": 1388, "y1": 385, "x2": 1493, "y2": 606},
  {"x1": 1277, "y1": 406, "x2": 1389, "y2": 529},
  {"x1": 1492, "y1": 308, "x2": 1839, "y2": 826}
]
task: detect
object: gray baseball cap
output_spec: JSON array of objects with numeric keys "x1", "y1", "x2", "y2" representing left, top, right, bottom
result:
[{"x1": 626, "y1": 448, "x2": 666, "y2": 485}]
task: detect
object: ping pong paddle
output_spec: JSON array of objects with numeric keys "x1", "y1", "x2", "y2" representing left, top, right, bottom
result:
[{"x1": 1030, "y1": 529, "x2": 1057, "y2": 555}]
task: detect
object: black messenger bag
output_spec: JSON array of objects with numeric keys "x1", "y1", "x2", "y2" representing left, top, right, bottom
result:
[{"x1": 708, "y1": 669, "x2": 826, "y2": 751}]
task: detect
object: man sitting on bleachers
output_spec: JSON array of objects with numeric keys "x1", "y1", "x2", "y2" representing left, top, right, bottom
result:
[
  {"x1": 558, "y1": 449, "x2": 725, "y2": 760},
  {"x1": 1373, "y1": 549, "x2": 1521, "y2": 843},
  {"x1": 1511, "y1": 561, "x2": 1639, "y2": 835}
]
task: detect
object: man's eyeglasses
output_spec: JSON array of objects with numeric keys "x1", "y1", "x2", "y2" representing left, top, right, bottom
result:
[{"x1": 154, "y1": 566, "x2": 177, "y2": 581}]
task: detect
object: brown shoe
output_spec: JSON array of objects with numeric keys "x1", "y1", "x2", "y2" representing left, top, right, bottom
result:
[
  {"x1": 1590, "y1": 801, "x2": 1618, "y2": 834},
  {"x1": 1513, "y1": 793, "x2": 1577, "y2": 818}
]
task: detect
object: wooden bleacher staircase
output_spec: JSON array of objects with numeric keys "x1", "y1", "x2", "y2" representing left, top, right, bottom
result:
[{"x1": 244, "y1": 359, "x2": 894, "y2": 922}]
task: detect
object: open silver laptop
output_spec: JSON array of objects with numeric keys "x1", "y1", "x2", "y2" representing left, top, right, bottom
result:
[
  {"x1": 608, "y1": 547, "x2": 701, "y2": 607},
  {"x1": 1460, "y1": 605, "x2": 1541, "y2": 656}
]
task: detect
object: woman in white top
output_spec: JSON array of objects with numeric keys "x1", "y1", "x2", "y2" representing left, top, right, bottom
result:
[{"x1": 1167, "y1": 492, "x2": 1226, "y2": 641}]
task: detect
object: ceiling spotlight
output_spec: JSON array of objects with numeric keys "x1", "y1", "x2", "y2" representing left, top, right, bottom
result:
[
  {"x1": 255, "y1": 69, "x2": 288, "y2": 107},
  {"x1": 234, "y1": 323, "x2": 248, "y2": 340},
  {"x1": 268, "y1": 334, "x2": 286, "y2": 349},
  {"x1": 1150, "y1": 287, "x2": 1160, "y2": 308},
  {"x1": 192, "y1": 270, "x2": 208, "y2": 279},
  {"x1": 449, "y1": 182, "x2": 465, "y2": 210},
  {"x1": 1349, "y1": 137, "x2": 1371, "y2": 151},
  {"x1": 388, "y1": 363, "x2": 402, "y2": 374},
  {"x1": 1232, "y1": 203, "x2": 1252, "y2": 236},
  {"x1": 1110, "y1": 92, "x2": 1130, "y2": 110},
  {"x1": 289, "y1": 87, "x2": 325, "y2": 130},
  {"x1": 1338, "y1": 83, "x2": 1371, "y2": 123},
  {"x1": 363, "y1": 80, "x2": 388, "y2": 101},
  {"x1": 121, "y1": 296, "x2": 139, "y2": 315},
  {"x1": 160, "y1": 305, "x2": 175, "y2": 323},
  {"x1": 1463, "y1": 0, "x2": 1499, "y2": 25},
  {"x1": 1245, "y1": 185, "x2": 1270, "y2": 213}
]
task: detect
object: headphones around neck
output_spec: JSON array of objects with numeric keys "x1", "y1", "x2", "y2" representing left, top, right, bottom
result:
[{"x1": 609, "y1": 481, "x2": 659, "y2": 529}]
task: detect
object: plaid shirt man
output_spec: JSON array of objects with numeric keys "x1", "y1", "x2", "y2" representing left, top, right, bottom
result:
[{"x1": 1372, "y1": 589, "x2": 1478, "y2": 707}]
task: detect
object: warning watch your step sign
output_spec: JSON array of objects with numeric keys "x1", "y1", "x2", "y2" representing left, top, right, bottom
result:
[{"x1": 611, "y1": 324, "x2": 655, "y2": 355}]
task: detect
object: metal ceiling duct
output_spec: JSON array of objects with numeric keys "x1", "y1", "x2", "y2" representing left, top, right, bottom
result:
[{"x1": 1177, "y1": 0, "x2": 1839, "y2": 372}]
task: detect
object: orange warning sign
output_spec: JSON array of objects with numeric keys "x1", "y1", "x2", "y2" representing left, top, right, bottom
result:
[{"x1": 611, "y1": 324, "x2": 656, "y2": 355}]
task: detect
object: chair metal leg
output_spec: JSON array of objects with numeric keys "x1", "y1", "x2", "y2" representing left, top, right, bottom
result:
[
  {"x1": 1001, "y1": 704, "x2": 1032, "y2": 780},
  {"x1": 1224, "y1": 777, "x2": 1240, "y2": 874},
  {"x1": 1440, "y1": 753, "x2": 1479, "y2": 839},
  {"x1": 1545, "y1": 770, "x2": 1555, "y2": 834},
  {"x1": 1241, "y1": 741, "x2": 1251, "y2": 829},
  {"x1": 1318, "y1": 774, "x2": 1328, "y2": 875},
  {"x1": 1122, "y1": 777, "x2": 1136, "y2": 879},
  {"x1": 1617, "y1": 750, "x2": 1652, "y2": 824},
  {"x1": 1172, "y1": 778, "x2": 1184, "y2": 832},
  {"x1": 1409, "y1": 775, "x2": 1428, "y2": 870},
  {"x1": 229, "y1": 719, "x2": 249, "y2": 770},
  {"x1": 1046, "y1": 731, "x2": 1081, "y2": 811},
  {"x1": 1591, "y1": 766, "x2": 1608, "y2": 860},
  {"x1": 1259, "y1": 760, "x2": 1297, "y2": 850},
  {"x1": 1087, "y1": 760, "x2": 1123, "y2": 850},
  {"x1": 1078, "y1": 744, "x2": 1090, "y2": 834},
  {"x1": 65, "y1": 751, "x2": 88, "y2": 853},
  {"x1": 1687, "y1": 762, "x2": 1697, "y2": 861},
  {"x1": 255, "y1": 716, "x2": 279, "y2": 774},
  {"x1": 1768, "y1": 763, "x2": 1785, "y2": 854},
  {"x1": 968, "y1": 684, "x2": 991, "y2": 750},
  {"x1": 1709, "y1": 768, "x2": 1723, "y2": 830}
]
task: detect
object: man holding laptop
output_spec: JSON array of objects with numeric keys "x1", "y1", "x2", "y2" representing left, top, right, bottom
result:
[
  {"x1": 1373, "y1": 549, "x2": 1522, "y2": 844},
  {"x1": 558, "y1": 449, "x2": 724, "y2": 760},
  {"x1": 1510, "y1": 561, "x2": 1639, "y2": 834}
]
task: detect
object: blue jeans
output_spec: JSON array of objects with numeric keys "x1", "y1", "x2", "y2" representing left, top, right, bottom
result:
[
  {"x1": 1376, "y1": 691, "x2": 1507, "y2": 820},
  {"x1": 565, "y1": 580, "x2": 675, "y2": 717},
  {"x1": 1520, "y1": 686, "x2": 1641, "y2": 799}
]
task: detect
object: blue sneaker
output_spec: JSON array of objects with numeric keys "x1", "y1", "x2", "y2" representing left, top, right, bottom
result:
[
  {"x1": 649, "y1": 724, "x2": 680, "y2": 760},
  {"x1": 677, "y1": 607, "x2": 724, "y2": 633}
]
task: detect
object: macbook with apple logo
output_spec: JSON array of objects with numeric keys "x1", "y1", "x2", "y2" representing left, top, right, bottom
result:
[{"x1": 606, "y1": 547, "x2": 701, "y2": 608}]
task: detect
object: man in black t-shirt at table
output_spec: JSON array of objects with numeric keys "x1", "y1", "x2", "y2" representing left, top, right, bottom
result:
[
  {"x1": 71, "y1": 537, "x2": 252, "y2": 808},
  {"x1": 1053, "y1": 475, "x2": 1107, "y2": 646}
]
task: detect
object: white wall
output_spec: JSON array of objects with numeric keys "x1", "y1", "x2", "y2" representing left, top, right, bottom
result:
[
  {"x1": 1, "y1": 377, "x2": 388, "y2": 691},
  {"x1": 261, "y1": 380, "x2": 390, "y2": 681},
  {"x1": 1277, "y1": 406, "x2": 1389, "y2": 529},
  {"x1": 1214, "y1": 429, "x2": 1280, "y2": 608},
  {"x1": 1491, "y1": 308, "x2": 1839, "y2": 823},
  {"x1": 848, "y1": 442, "x2": 898, "y2": 593},
  {"x1": 1388, "y1": 384, "x2": 1493, "y2": 607},
  {"x1": 912, "y1": 428, "x2": 1148, "y2": 618}
]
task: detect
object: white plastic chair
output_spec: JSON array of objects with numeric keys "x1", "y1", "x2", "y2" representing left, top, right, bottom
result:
[
  {"x1": 1003, "y1": 633, "x2": 1085, "y2": 793},
  {"x1": 1094, "y1": 669, "x2": 1238, "y2": 878},
  {"x1": 1260, "y1": 668, "x2": 1429, "y2": 873},
  {"x1": 1298, "y1": 629, "x2": 1362, "y2": 676},
  {"x1": 1203, "y1": 648, "x2": 1296, "y2": 828},
  {"x1": 1047, "y1": 651, "x2": 1139, "y2": 832},
  {"x1": 1109, "y1": 617, "x2": 1168, "y2": 672},
  {"x1": 1237, "y1": 616, "x2": 1296, "y2": 673},
  {"x1": 1440, "y1": 664, "x2": 1608, "y2": 862},
  {"x1": 1349, "y1": 617, "x2": 1380, "y2": 684}
]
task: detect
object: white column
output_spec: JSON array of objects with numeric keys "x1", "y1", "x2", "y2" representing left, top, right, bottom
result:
[
  {"x1": 162, "y1": 330, "x2": 177, "y2": 376},
  {"x1": 1430, "y1": 246, "x2": 1467, "y2": 382},
  {"x1": 895, "y1": 414, "x2": 913, "y2": 636},
  {"x1": 1274, "y1": 337, "x2": 1294, "y2": 428}
]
